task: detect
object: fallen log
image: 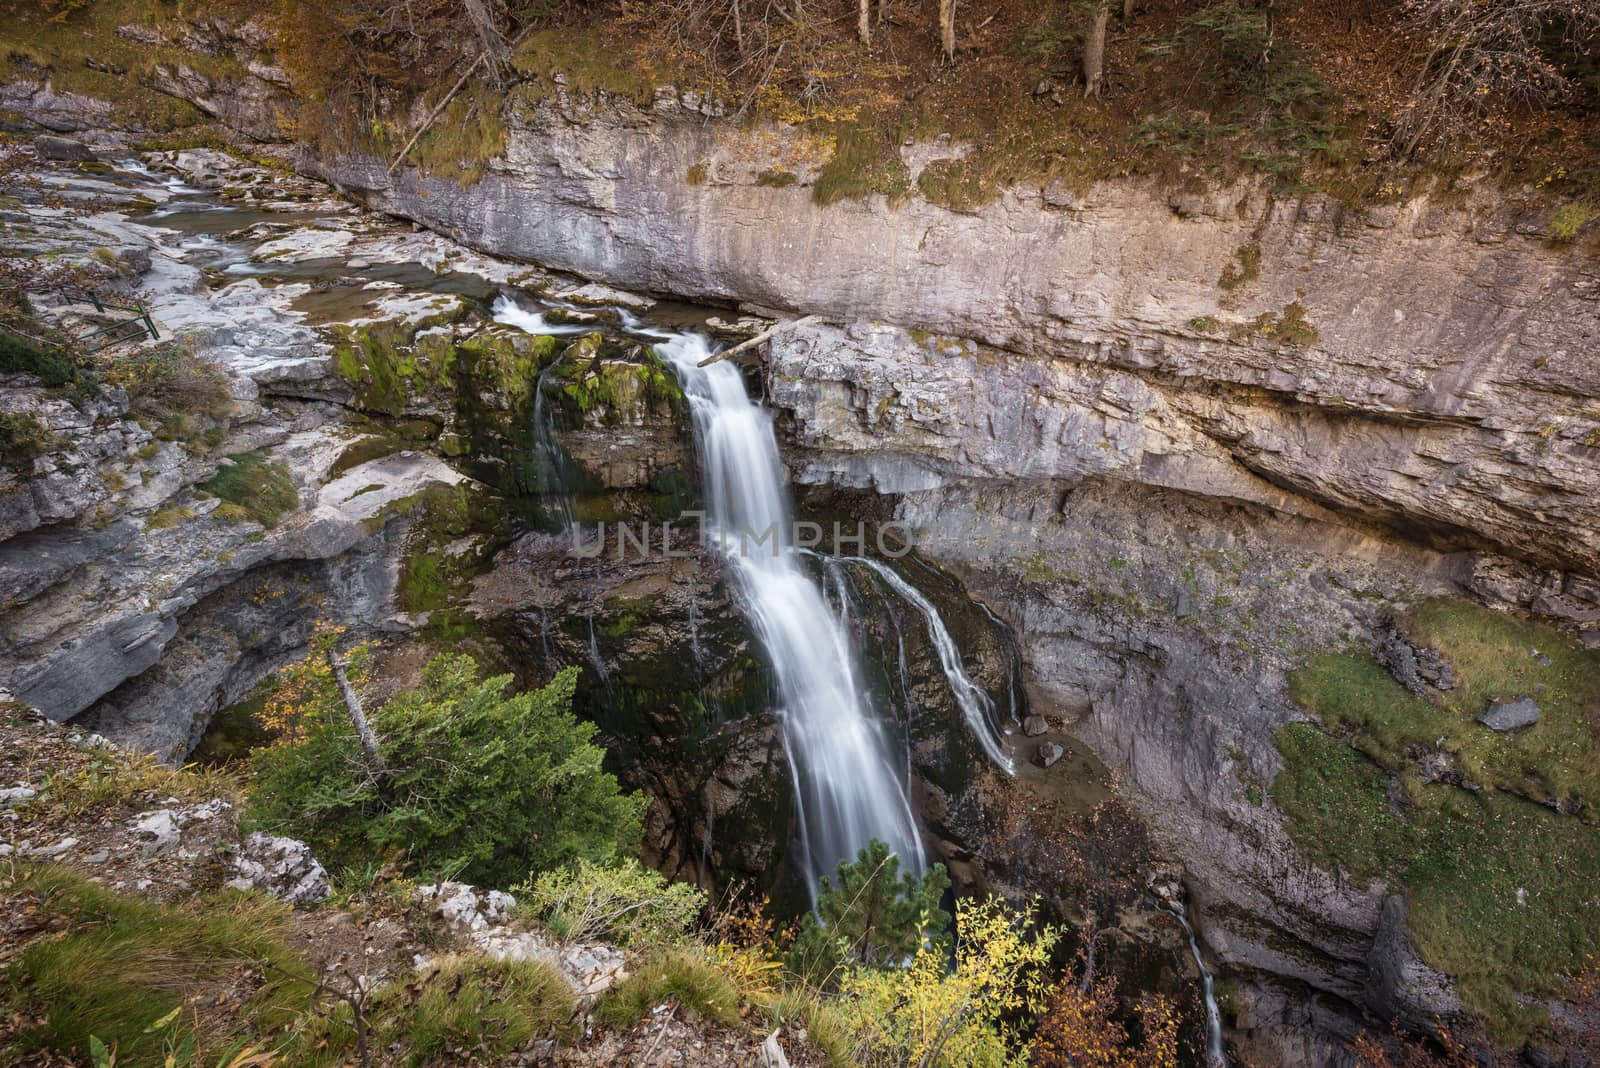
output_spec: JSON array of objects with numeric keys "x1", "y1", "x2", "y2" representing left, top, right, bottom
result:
[{"x1": 697, "y1": 314, "x2": 822, "y2": 367}]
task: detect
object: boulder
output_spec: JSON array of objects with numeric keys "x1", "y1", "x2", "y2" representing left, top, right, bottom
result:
[
  {"x1": 1478, "y1": 697, "x2": 1541, "y2": 732},
  {"x1": 1022, "y1": 714, "x2": 1049, "y2": 737},
  {"x1": 34, "y1": 134, "x2": 95, "y2": 162},
  {"x1": 226, "y1": 831, "x2": 331, "y2": 905},
  {"x1": 1366, "y1": 895, "x2": 1461, "y2": 1020},
  {"x1": 1034, "y1": 741, "x2": 1065, "y2": 768}
]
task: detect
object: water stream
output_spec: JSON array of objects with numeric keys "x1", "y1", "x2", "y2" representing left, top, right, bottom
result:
[
  {"x1": 656, "y1": 333, "x2": 927, "y2": 900},
  {"x1": 113, "y1": 157, "x2": 1016, "y2": 907},
  {"x1": 842, "y1": 556, "x2": 1014, "y2": 772},
  {"x1": 1165, "y1": 904, "x2": 1228, "y2": 1068}
]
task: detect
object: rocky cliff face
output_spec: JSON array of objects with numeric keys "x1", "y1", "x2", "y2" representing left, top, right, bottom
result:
[
  {"x1": 10, "y1": 66, "x2": 1600, "y2": 1063},
  {"x1": 297, "y1": 98, "x2": 1600, "y2": 1061},
  {"x1": 312, "y1": 95, "x2": 1600, "y2": 590}
]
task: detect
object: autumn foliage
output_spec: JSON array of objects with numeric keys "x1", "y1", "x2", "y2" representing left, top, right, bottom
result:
[{"x1": 1031, "y1": 971, "x2": 1181, "y2": 1068}]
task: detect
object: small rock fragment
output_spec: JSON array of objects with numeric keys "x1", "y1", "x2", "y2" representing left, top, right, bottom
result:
[
  {"x1": 1478, "y1": 697, "x2": 1541, "y2": 732},
  {"x1": 129, "y1": 809, "x2": 181, "y2": 853},
  {"x1": 29, "y1": 836, "x2": 77, "y2": 857}
]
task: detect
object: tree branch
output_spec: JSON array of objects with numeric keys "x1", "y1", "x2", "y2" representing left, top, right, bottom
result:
[{"x1": 697, "y1": 314, "x2": 822, "y2": 367}]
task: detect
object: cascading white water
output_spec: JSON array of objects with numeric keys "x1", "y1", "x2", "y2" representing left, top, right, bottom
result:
[
  {"x1": 656, "y1": 333, "x2": 925, "y2": 900},
  {"x1": 843, "y1": 556, "x2": 1014, "y2": 771},
  {"x1": 1165, "y1": 905, "x2": 1227, "y2": 1068},
  {"x1": 493, "y1": 294, "x2": 597, "y2": 336}
]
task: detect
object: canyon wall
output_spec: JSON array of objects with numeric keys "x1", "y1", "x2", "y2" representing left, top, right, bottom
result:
[
  {"x1": 303, "y1": 94, "x2": 1600, "y2": 1060},
  {"x1": 8, "y1": 67, "x2": 1600, "y2": 1063}
]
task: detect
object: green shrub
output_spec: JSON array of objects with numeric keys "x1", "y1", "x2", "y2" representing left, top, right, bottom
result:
[
  {"x1": 0, "y1": 410, "x2": 52, "y2": 472},
  {"x1": 787, "y1": 840, "x2": 951, "y2": 989},
  {"x1": 522, "y1": 858, "x2": 705, "y2": 949},
  {"x1": 7, "y1": 867, "x2": 310, "y2": 1064},
  {"x1": 247, "y1": 653, "x2": 646, "y2": 887},
  {"x1": 1548, "y1": 203, "x2": 1591, "y2": 243},
  {"x1": 199, "y1": 451, "x2": 299, "y2": 527},
  {"x1": 597, "y1": 949, "x2": 742, "y2": 1029},
  {"x1": 0, "y1": 329, "x2": 78, "y2": 387}
]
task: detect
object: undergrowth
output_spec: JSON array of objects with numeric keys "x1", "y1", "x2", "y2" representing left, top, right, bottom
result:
[
  {"x1": 1275, "y1": 598, "x2": 1600, "y2": 1043},
  {"x1": 198, "y1": 451, "x2": 299, "y2": 528},
  {"x1": 6, "y1": 867, "x2": 311, "y2": 1064}
]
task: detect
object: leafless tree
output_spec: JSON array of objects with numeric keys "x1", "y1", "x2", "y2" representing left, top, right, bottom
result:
[
  {"x1": 939, "y1": 0, "x2": 956, "y2": 59},
  {"x1": 1396, "y1": 0, "x2": 1600, "y2": 154}
]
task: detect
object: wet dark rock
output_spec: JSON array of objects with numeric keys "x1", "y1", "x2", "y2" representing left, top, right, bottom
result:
[
  {"x1": 1034, "y1": 741, "x2": 1065, "y2": 768},
  {"x1": 1479, "y1": 697, "x2": 1541, "y2": 732},
  {"x1": 1366, "y1": 895, "x2": 1461, "y2": 1020},
  {"x1": 1376, "y1": 616, "x2": 1454, "y2": 694},
  {"x1": 34, "y1": 134, "x2": 95, "y2": 161}
]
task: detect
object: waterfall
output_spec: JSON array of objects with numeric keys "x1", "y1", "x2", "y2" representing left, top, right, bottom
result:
[
  {"x1": 657, "y1": 333, "x2": 925, "y2": 901},
  {"x1": 1164, "y1": 905, "x2": 1227, "y2": 1068},
  {"x1": 843, "y1": 557, "x2": 1014, "y2": 771},
  {"x1": 584, "y1": 612, "x2": 611, "y2": 693},
  {"x1": 493, "y1": 294, "x2": 584, "y2": 530}
]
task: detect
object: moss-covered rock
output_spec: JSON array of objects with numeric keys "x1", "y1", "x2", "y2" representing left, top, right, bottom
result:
[{"x1": 329, "y1": 303, "x2": 468, "y2": 417}]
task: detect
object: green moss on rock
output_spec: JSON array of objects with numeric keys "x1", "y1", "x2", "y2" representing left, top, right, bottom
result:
[
  {"x1": 1275, "y1": 598, "x2": 1600, "y2": 1043},
  {"x1": 329, "y1": 306, "x2": 466, "y2": 417}
]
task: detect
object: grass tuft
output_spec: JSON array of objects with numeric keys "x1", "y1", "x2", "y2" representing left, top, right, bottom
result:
[
  {"x1": 198, "y1": 452, "x2": 299, "y2": 528},
  {"x1": 405, "y1": 955, "x2": 577, "y2": 1058},
  {"x1": 596, "y1": 949, "x2": 742, "y2": 1029},
  {"x1": 813, "y1": 122, "x2": 910, "y2": 207},
  {"x1": 8, "y1": 867, "x2": 310, "y2": 1064}
]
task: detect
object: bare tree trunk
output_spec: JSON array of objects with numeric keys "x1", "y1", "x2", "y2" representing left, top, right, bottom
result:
[
  {"x1": 1082, "y1": 1, "x2": 1109, "y2": 99},
  {"x1": 938, "y1": 0, "x2": 955, "y2": 60},
  {"x1": 327, "y1": 651, "x2": 382, "y2": 762},
  {"x1": 733, "y1": 0, "x2": 745, "y2": 55},
  {"x1": 1122, "y1": 0, "x2": 1133, "y2": 22},
  {"x1": 858, "y1": 0, "x2": 871, "y2": 44},
  {"x1": 461, "y1": 0, "x2": 509, "y2": 86}
]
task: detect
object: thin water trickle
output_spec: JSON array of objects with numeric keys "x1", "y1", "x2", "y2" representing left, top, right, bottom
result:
[
  {"x1": 686, "y1": 593, "x2": 705, "y2": 671},
  {"x1": 657, "y1": 333, "x2": 925, "y2": 901},
  {"x1": 844, "y1": 556, "x2": 1014, "y2": 772},
  {"x1": 1166, "y1": 905, "x2": 1227, "y2": 1068},
  {"x1": 585, "y1": 612, "x2": 611, "y2": 693},
  {"x1": 494, "y1": 295, "x2": 580, "y2": 530}
]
